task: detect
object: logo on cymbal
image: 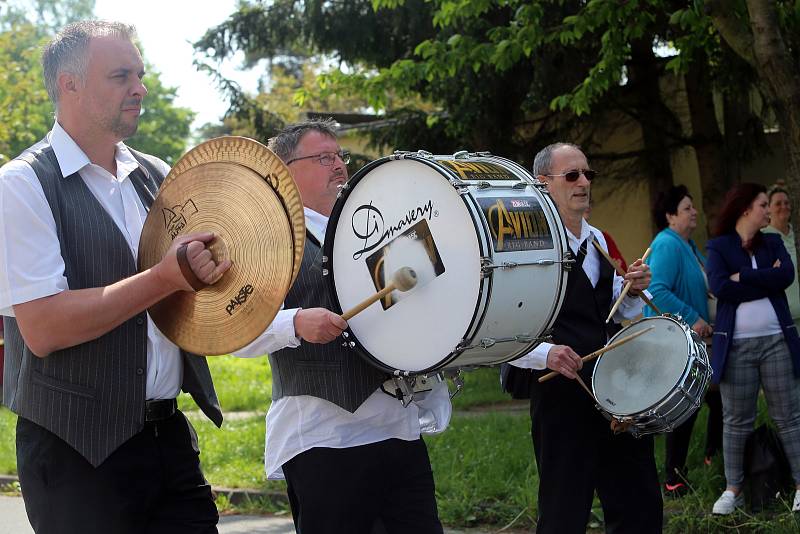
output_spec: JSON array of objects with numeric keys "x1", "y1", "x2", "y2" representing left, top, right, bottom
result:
[
  {"x1": 226, "y1": 284, "x2": 255, "y2": 316},
  {"x1": 163, "y1": 199, "x2": 199, "y2": 240}
]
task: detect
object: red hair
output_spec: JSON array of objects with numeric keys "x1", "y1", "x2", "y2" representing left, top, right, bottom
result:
[{"x1": 713, "y1": 182, "x2": 767, "y2": 250}]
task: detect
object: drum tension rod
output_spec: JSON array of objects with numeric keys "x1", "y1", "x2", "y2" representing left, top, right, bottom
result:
[{"x1": 480, "y1": 257, "x2": 575, "y2": 274}]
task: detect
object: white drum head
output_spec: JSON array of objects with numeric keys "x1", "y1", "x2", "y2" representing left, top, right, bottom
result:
[
  {"x1": 327, "y1": 158, "x2": 482, "y2": 372},
  {"x1": 592, "y1": 317, "x2": 690, "y2": 415}
]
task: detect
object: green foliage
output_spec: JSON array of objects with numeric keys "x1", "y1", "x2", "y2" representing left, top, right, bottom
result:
[
  {"x1": 126, "y1": 64, "x2": 195, "y2": 165},
  {"x1": 0, "y1": 25, "x2": 52, "y2": 164},
  {"x1": 0, "y1": 11, "x2": 194, "y2": 165}
]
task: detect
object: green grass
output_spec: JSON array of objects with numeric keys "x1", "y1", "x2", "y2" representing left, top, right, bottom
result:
[
  {"x1": 0, "y1": 407, "x2": 17, "y2": 475},
  {"x1": 427, "y1": 412, "x2": 536, "y2": 529},
  {"x1": 178, "y1": 354, "x2": 272, "y2": 413},
  {"x1": 449, "y1": 367, "x2": 514, "y2": 410}
]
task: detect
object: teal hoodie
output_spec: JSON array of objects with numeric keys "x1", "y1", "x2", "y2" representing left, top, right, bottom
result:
[{"x1": 644, "y1": 227, "x2": 709, "y2": 326}]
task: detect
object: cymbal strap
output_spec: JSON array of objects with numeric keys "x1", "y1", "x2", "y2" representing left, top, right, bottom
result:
[{"x1": 176, "y1": 244, "x2": 208, "y2": 291}]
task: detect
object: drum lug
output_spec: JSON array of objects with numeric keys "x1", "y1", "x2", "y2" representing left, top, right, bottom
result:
[
  {"x1": 479, "y1": 338, "x2": 496, "y2": 349},
  {"x1": 452, "y1": 150, "x2": 469, "y2": 159},
  {"x1": 562, "y1": 253, "x2": 575, "y2": 272},
  {"x1": 512, "y1": 181, "x2": 528, "y2": 189}
]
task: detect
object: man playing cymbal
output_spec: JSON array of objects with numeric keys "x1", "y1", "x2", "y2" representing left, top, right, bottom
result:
[
  {"x1": 0, "y1": 21, "x2": 228, "y2": 533},
  {"x1": 233, "y1": 119, "x2": 451, "y2": 534},
  {"x1": 504, "y1": 142, "x2": 662, "y2": 533}
]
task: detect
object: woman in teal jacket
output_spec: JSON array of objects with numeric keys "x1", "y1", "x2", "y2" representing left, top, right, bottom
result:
[{"x1": 645, "y1": 185, "x2": 721, "y2": 496}]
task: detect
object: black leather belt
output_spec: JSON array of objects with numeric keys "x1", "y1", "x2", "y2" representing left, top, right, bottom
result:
[{"x1": 145, "y1": 398, "x2": 177, "y2": 422}]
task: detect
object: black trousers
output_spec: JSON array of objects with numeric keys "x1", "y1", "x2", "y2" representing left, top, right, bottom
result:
[
  {"x1": 282, "y1": 438, "x2": 443, "y2": 534},
  {"x1": 530, "y1": 374, "x2": 663, "y2": 534},
  {"x1": 664, "y1": 388, "x2": 724, "y2": 485},
  {"x1": 16, "y1": 412, "x2": 218, "y2": 534}
]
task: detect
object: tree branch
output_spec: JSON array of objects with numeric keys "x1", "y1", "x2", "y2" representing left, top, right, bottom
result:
[{"x1": 706, "y1": 0, "x2": 756, "y2": 67}]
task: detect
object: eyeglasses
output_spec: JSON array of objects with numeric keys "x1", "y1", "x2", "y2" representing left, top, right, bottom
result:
[
  {"x1": 286, "y1": 150, "x2": 351, "y2": 166},
  {"x1": 544, "y1": 169, "x2": 597, "y2": 182}
]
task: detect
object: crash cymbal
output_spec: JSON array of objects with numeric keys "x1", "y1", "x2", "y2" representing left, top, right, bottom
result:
[
  {"x1": 138, "y1": 161, "x2": 295, "y2": 355},
  {"x1": 165, "y1": 136, "x2": 305, "y2": 287}
]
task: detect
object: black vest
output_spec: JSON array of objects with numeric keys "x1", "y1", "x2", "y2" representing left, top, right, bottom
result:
[
  {"x1": 2, "y1": 138, "x2": 222, "y2": 467},
  {"x1": 269, "y1": 232, "x2": 389, "y2": 412},
  {"x1": 502, "y1": 238, "x2": 615, "y2": 398}
]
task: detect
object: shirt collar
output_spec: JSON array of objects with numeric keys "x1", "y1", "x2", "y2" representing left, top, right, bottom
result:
[
  {"x1": 49, "y1": 120, "x2": 140, "y2": 181},
  {"x1": 304, "y1": 207, "x2": 329, "y2": 244},
  {"x1": 566, "y1": 217, "x2": 597, "y2": 246}
]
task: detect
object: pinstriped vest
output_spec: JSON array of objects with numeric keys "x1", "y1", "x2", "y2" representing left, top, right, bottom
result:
[
  {"x1": 269, "y1": 232, "x2": 389, "y2": 413},
  {"x1": 2, "y1": 138, "x2": 222, "y2": 467}
]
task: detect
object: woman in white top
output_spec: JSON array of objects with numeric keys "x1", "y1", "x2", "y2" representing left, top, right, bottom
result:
[
  {"x1": 764, "y1": 185, "x2": 800, "y2": 330},
  {"x1": 706, "y1": 183, "x2": 800, "y2": 515}
]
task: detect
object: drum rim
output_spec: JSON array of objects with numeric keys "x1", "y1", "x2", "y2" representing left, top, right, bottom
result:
[
  {"x1": 322, "y1": 154, "x2": 488, "y2": 375},
  {"x1": 591, "y1": 314, "x2": 701, "y2": 418}
]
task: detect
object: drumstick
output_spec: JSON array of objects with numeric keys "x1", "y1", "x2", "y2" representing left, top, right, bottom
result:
[
  {"x1": 592, "y1": 240, "x2": 662, "y2": 315},
  {"x1": 537, "y1": 325, "x2": 656, "y2": 383},
  {"x1": 340, "y1": 267, "x2": 418, "y2": 321},
  {"x1": 605, "y1": 247, "x2": 652, "y2": 323}
]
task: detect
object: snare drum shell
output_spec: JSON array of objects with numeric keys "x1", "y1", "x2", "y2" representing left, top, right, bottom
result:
[{"x1": 592, "y1": 315, "x2": 711, "y2": 436}]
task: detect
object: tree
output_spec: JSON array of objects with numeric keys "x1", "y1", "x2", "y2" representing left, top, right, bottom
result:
[
  {"x1": 197, "y1": 0, "x2": 791, "y2": 234},
  {"x1": 0, "y1": 24, "x2": 53, "y2": 163},
  {"x1": 706, "y1": 0, "x2": 800, "y2": 291},
  {"x1": 127, "y1": 63, "x2": 196, "y2": 165},
  {"x1": 0, "y1": 10, "x2": 195, "y2": 165}
]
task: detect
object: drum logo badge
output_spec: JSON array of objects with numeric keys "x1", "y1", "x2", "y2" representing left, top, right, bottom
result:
[
  {"x1": 163, "y1": 199, "x2": 199, "y2": 240},
  {"x1": 350, "y1": 200, "x2": 436, "y2": 260},
  {"x1": 479, "y1": 197, "x2": 553, "y2": 252}
]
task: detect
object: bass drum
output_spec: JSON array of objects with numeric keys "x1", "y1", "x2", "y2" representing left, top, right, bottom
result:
[{"x1": 323, "y1": 151, "x2": 570, "y2": 375}]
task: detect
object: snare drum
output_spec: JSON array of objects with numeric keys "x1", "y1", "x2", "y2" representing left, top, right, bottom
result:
[
  {"x1": 323, "y1": 151, "x2": 570, "y2": 375},
  {"x1": 592, "y1": 315, "x2": 712, "y2": 437}
]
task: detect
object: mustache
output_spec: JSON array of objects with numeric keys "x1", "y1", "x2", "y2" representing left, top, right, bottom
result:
[{"x1": 122, "y1": 99, "x2": 142, "y2": 109}]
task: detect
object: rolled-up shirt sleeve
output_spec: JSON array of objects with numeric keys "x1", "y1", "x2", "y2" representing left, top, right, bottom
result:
[
  {"x1": 0, "y1": 160, "x2": 68, "y2": 316},
  {"x1": 231, "y1": 307, "x2": 302, "y2": 357}
]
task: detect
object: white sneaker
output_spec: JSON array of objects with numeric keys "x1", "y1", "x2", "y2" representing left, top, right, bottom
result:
[
  {"x1": 712, "y1": 490, "x2": 744, "y2": 515},
  {"x1": 792, "y1": 489, "x2": 800, "y2": 512}
]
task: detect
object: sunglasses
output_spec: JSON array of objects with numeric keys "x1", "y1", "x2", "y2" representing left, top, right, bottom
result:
[{"x1": 544, "y1": 169, "x2": 597, "y2": 182}]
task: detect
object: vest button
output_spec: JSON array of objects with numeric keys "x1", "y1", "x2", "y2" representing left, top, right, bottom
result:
[
  {"x1": 136, "y1": 317, "x2": 144, "y2": 325},
  {"x1": 136, "y1": 368, "x2": 144, "y2": 376}
]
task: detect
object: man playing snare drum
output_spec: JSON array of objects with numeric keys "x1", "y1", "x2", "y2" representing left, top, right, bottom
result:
[
  {"x1": 505, "y1": 143, "x2": 663, "y2": 533},
  {"x1": 233, "y1": 119, "x2": 451, "y2": 534}
]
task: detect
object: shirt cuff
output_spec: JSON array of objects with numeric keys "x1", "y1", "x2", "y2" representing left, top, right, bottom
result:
[
  {"x1": 508, "y1": 342, "x2": 551, "y2": 369},
  {"x1": 231, "y1": 308, "x2": 301, "y2": 357}
]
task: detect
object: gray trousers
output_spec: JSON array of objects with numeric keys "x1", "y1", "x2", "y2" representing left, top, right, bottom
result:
[{"x1": 720, "y1": 333, "x2": 800, "y2": 488}]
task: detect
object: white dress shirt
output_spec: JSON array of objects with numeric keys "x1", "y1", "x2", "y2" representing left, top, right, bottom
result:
[
  {"x1": 234, "y1": 207, "x2": 452, "y2": 480},
  {"x1": 0, "y1": 121, "x2": 182, "y2": 399},
  {"x1": 510, "y1": 218, "x2": 646, "y2": 369}
]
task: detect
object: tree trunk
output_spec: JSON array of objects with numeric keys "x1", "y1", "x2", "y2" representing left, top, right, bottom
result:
[
  {"x1": 684, "y1": 49, "x2": 731, "y2": 236},
  {"x1": 627, "y1": 38, "x2": 677, "y2": 230},
  {"x1": 745, "y1": 0, "x2": 800, "y2": 295}
]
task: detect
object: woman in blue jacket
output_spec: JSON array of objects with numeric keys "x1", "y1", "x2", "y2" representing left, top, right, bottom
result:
[
  {"x1": 706, "y1": 183, "x2": 800, "y2": 515},
  {"x1": 645, "y1": 185, "x2": 721, "y2": 496}
]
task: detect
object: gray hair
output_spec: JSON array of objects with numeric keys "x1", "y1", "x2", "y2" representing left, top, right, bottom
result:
[
  {"x1": 532, "y1": 142, "x2": 582, "y2": 176},
  {"x1": 42, "y1": 20, "x2": 137, "y2": 108},
  {"x1": 268, "y1": 118, "x2": 339, "y2": 162}
]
